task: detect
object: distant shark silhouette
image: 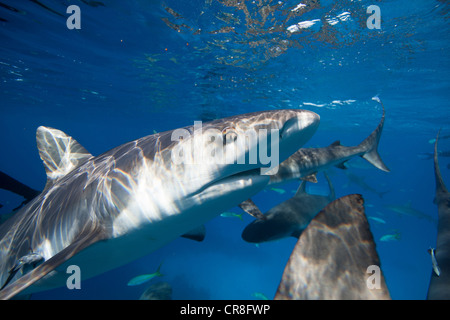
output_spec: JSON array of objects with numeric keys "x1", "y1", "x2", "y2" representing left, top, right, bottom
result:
[
  {"x1": 427, "y1": 131, "x2": 450, "y2": 299},
  {"x1": 241, "y1": 173, "x2": 335, "y2": 243},
  {"x1": 384, "y1": 202, "x2": 435, "y2": 223},
  {"x1": 343, "y1": 172, "x2": 389, "y2": 198},
  {"x1": 417, "y1": 150, "x2": 450, "y2": 160},
  {"x1": 275, "y1": 194, "x2": 391, "y2": 300}
]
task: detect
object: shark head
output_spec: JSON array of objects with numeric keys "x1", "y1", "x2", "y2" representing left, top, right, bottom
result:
[{"x1": 108, "y1": 109, "x2": 320, "y2": 238}]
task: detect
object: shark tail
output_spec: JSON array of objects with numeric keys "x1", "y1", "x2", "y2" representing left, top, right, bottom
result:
[
  {"x1": 358, "y1": 99, "x2": 390, "y2": 172},
  {"x1": 434, "y1": 129, "x2": 449, "y2": 197}
]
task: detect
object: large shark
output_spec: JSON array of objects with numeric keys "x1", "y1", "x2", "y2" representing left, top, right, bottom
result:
[
  {"x1": 427, "y1": 131, "x2": 450, "y2": 299},
  {"x1": 267, "y1": 102, "x2": 389, "y2": 187},
  {"x1": 0, "y1": 109, "x2": 320, "y2": 299},
  {"x1": 241, "y1": 173, "x2": 335, "y2": 243},
  {"x1": 275, "y1": 194, "x2": 391, "y2": 300}
]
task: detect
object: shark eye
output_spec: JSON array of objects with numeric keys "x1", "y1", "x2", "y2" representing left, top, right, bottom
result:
[{"x1": 222, "y1": 126, "x2": 237, "y2": 145}]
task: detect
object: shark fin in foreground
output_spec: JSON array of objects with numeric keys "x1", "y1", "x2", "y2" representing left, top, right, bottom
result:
[{"x1": 275, "y1": 194, "x2": 390, "y2": 300}]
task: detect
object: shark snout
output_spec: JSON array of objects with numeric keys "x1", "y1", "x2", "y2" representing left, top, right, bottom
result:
[
  {"x1": 280, "y1": 110, "x2": 320, "y2": 140},
  {"x1": 277, "y1": 110, "x2": 320, "y2": 163}
]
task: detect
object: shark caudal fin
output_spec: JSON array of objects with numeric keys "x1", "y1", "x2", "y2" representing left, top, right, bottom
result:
[
  {"x1": 359, "y1": 98, "x2": 390, "y2": 172},
  {"x1": 434, "y1": 130, "x2": 449, "y2": 197}
]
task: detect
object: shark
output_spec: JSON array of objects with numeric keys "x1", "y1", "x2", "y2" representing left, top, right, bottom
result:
[
  {"x1": 266, "y1": 101, "x2": 389, "y2": 187},
  {"x1": 275, "y1": 194, "x2": 391, "y2": 300},
  {"x1": 0, "y1": 173, "x2": 207, "y2": 242},
  {"x1": 427, "y1": 131, "x2": 450, "y2": 299},
  {"x1": 241, "y1": 173, "x2": 335, "y2": 243},
  {"x1": 0, "y1": 109, "x2": 320, "y2": 299},
  {"x1": 383, "y1": 202, "x2": 435, "y2": 223},
  {"x1": 343, "y1": 172, "x2": 389, "y2": 198}
]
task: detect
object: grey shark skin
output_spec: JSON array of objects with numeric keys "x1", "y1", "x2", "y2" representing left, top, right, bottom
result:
[
  {"x1": 427, "y1": 131, "x2": 450, "y2": 300},
  {"x1": 0, "y1": 109, "x2": 319, "y2": 299},
  {"x1": 0, "y1": 172, "x2": 205, "y2": 242},
  {"x1": 275, "y1": 194, "x2": 391, "y2": 300},
  {"x1": 241, "y1": 173, "x2": 335, "y2": 243},
  {"x1": 267, "y1": 103, "x2": 389, "y2": 187}
]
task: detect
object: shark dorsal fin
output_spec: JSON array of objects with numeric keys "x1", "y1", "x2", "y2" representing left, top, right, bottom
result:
[
  {"x1": 330, "y1": 140, "x2": 341, "y2": 147},
  {"x1": 36, "y1": 126, "x2": 93, "y2": 189},
  {"x1": 295, "y1": 181, "x2": 307, "y2": 197}
]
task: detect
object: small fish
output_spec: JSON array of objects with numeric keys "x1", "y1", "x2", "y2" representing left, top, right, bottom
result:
[
  {"x1": 127, "y1": 262, "x2": 163, "y2": 286},
  {"x1": 428, "y1": 248, "x2": 441, "y2": 277},
  {"x1": 270, "y1": 187, "x2": 286, "y2": 194},
  {"x1": 368, "y1": 216, "x2": 386, "y2": 224},
  {"x1": 380, "y1": 231, "x2": 401, "y2": 242},
  {"x1": 252, "y1": 292, "x2": 269, "y2": 300},
  {"x1": 220, "y1": 212, "x2": 243, "y2": 220}
]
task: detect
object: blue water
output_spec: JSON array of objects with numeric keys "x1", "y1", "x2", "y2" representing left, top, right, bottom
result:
[{"x1": 0, "y1": 0, "x2": 449, "y2": 300}]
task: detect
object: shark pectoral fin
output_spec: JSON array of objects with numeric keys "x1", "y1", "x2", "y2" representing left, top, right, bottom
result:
[
  {"x1": 238, "y1": 199, "x2": 266, "y2": 220},
  {"x1": 181, "y1": 225, "x2": 206, "y2": 242},
  {"x1": 0, "y1": 253, "x2": 44, "y2": 290},
  {"x1": 36, "y1": 126, "x2": 93, "y2": 190},
  {"x1": 335, "y1": 161, "x2": 348, "y2": 170},
  {"x1": 300, "y1": 173, "x2": 317, "y2": 183},
  {"x1": 0, "y1": 226, "x2": 107, "y2": 300}
]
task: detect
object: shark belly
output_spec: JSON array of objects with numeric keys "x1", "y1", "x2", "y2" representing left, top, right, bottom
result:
[{"x1": 22, "y1": 173, "x2": 270, "y2": 295}]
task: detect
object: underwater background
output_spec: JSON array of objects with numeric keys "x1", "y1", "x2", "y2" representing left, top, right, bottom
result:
[{"x1": 0, "y1": 0, "x2": 448, "y2": 300}]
